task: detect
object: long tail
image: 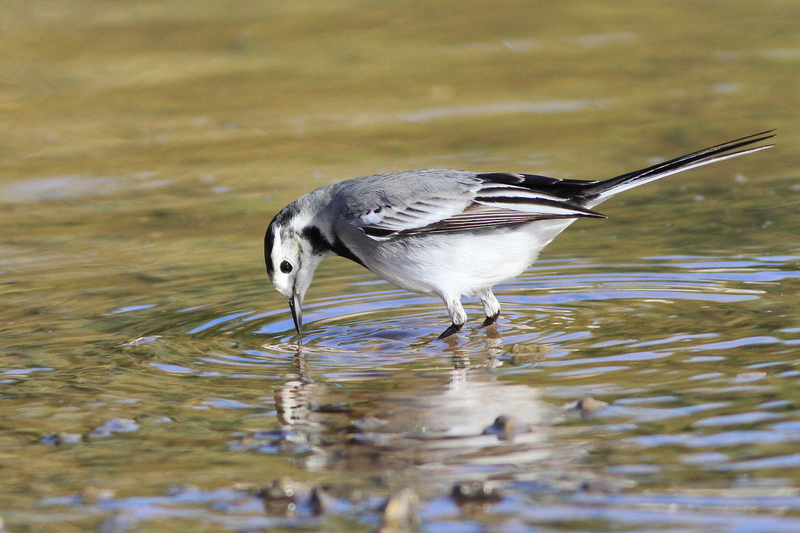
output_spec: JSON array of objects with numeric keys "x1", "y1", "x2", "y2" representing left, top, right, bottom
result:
[{"x1": 582, "y1": 130, "x2": 775, "y2": 206}]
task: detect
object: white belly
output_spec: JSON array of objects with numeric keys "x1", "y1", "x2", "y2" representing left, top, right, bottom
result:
[{"x1": 352, "y1": 219, "x2": 576, "y2": 299}]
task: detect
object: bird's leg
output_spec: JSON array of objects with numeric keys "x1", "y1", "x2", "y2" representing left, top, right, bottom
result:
[
  {"x1": 438, "y1": 296, "x2": 467, "y2": 339},
  {"x1": 478, "y1": 289, "x2": 500, "y2": 328}
]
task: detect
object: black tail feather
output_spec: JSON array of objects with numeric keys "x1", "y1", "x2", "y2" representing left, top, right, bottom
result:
[{"x1": 579, "y1": 130, "x2": 775, "y2": 201}]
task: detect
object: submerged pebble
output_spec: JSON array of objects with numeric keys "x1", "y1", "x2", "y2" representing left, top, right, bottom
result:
[
  {"x1": 579, "y1": 475, "x2": 636, "y2": 493},
  {"x1": 503, "y1": 343, "x2": 551, "y2": 364},
  {"x1": 567, "y1": 397, "x2": 609, "y2": 419},
  {"x1": 349, "y1": 415, "x2": 389, "y2": 432},
  {"x1": 228, "y1": 427, "x2": 310, "y2": 454},
  {"x1": 41, "y1": 432, "x2": 82, "y2": 445},
  {"x1": 380, "y1": 488, "x2": 420, "y2": 532},
  {"x1": 309, "y1": 487, "x2": 330, "y2": 515},
  {"x1": 259, "y1": 477, "x2": 305, "y2": 501},
  {"x1": 80, "y1": 486, "x2": 116, "y2": 505},
  {"x1": 89, "y1": 418, "x2": 140, "y2": 439},
  {"x1": 451, "y1": 481, "x2": 503, "y2": 504},
  {"x1": 259, "y1": 477, "x2": 306, "y2": 517},
  {"x1": 482, "y1": 415, "x2": 527, "y2": 440}
]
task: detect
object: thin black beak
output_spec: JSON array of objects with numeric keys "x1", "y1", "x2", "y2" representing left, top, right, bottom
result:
[{"x1": 288, "y1": 293, "x2": 302, "y2": 334}]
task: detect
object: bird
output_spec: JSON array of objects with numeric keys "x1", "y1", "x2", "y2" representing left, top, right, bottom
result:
[{"x1": 264, "y1": 130, "x2": 774, "y2": 340}]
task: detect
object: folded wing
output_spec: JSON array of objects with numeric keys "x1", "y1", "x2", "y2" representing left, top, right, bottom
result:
[{"x1": 356, "y1": 176, "x2": 604, "y2": 240}]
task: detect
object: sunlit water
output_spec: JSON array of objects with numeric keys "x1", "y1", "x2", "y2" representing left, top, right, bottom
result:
[
  {"x1": 6, "y1": 238, "x2": 800, "y2": 531},
  {"x1": 2, "y1": 1, "x2": 800, "y2": 532}
]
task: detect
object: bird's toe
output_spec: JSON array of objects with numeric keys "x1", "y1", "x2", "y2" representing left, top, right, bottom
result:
[
  {"x1": 437, "y1": 323, "x2": 463, "y2": 340},
  {"x1": 479, "y1": 312, "x2": 500, "y2": 329}
]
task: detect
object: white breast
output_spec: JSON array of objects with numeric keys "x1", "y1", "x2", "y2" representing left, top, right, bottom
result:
[{"x1": 351, "y1": 219, "x2": 577, "y2": 300}]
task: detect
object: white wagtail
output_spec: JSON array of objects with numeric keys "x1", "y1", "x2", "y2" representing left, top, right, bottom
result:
[{"x1": 265, "y1": 131, "x2": 774, "y2": 339}]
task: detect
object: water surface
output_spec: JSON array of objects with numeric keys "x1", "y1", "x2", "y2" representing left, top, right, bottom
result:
[{"x1": 1, "y1": 1, "x2": 800, "y2": 531}]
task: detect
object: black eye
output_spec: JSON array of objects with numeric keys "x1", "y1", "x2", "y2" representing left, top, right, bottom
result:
[{"x1": 279, "y1": 260, "x2": 293, "y2": 274}]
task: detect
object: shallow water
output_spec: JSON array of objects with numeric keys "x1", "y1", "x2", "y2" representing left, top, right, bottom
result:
[{"x1": 2, "y1": 1, "x2": 800, "y2": 532}]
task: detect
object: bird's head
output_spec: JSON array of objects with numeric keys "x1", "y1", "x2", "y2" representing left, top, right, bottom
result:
[{"x1": 264, "y1": 206, "x2": 326, "y2": 335}]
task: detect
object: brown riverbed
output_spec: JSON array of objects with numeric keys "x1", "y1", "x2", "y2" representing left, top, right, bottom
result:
[{"x1": 2, "y1": 1, "x2": 800, "y2": 531}]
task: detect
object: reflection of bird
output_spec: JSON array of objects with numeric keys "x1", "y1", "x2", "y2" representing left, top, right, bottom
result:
[{"x1": 265, "y1": 131, "x2": 773, "y2": 339}]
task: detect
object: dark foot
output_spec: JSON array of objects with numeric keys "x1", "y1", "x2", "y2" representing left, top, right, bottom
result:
[
  {"x1": 479, "y1": 312, "x2": 500, "y2": 329},
  {"x1": 437, "y1": 323, "x2": 463, "y2": 340}
]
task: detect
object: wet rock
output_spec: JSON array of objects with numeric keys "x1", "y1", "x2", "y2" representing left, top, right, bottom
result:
[
  {"x1": 80, "y1": 486, "x2": 116, "y2": 505},
  {"x1": 567, "y1": 397, "x2": 608, "y2": 420},
  {"x1": 483, "y1": 415, "x2": 527, "y2": 441},
  {"x1": 41, "y1": 432, "x2": 82, "y2": 445},
  {"x1": 451, "y1": 481, "x2": 503, "y2": 504},
  {"x1": 379, "y1": 488, "x2": 420, "y2": 532},
  {"x1": 503, "y1": 343, "x2": 550, "y2": 364}
]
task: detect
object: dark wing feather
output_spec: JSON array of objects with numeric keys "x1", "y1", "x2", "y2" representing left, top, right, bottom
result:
[
  {"x1": 357, "y1": 179, "x2": 603, "y2": 240},
  {"x1": 476, "y1": 172, "x2": 602, "y2": 199}
]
